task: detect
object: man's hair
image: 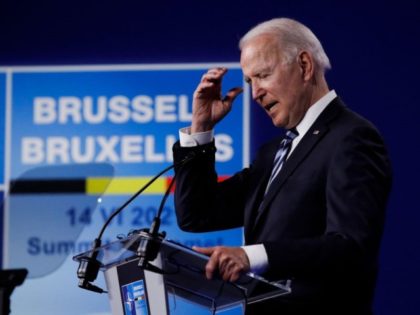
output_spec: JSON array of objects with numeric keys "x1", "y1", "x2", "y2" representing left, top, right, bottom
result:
[{"x1": 239, "y1": 18, "x2": 331, "y2": 73}]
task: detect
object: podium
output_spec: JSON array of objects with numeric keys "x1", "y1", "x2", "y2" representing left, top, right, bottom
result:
[{"x1": 73, "y1": 231, "x2": 290, "y2": 314}]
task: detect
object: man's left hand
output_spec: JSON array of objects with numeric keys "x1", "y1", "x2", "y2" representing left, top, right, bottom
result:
[{"x1": 193, "y1": 246, "x2": 250, "y2": 282}]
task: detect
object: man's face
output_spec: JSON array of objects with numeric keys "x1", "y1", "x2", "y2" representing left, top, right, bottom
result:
[{"x1": 240, "y1": 35, "x2": 311, "y2": 129}]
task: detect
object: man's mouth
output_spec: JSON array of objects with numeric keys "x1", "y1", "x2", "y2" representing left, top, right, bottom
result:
[{"x1": 264, "y1": 101, "x2": 278, "y2": 112}]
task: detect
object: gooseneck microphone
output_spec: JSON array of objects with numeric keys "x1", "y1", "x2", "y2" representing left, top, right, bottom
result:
[
  {"x1": 136, "y1": 170, "x2": 177, "y2": 272},
  {"x1": 77, "y1": 146, "x2": 213, "y2": 293}
]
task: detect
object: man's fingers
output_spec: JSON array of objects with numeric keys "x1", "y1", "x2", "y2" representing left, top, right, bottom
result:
[
  {"x1": 192, "y1": 246, "x2": 215, "y2": 255},
  {"x1": 205, "y1": 254, "x2": 219, "y2": 280},
  {"x1": 223, "y1": 87, "x2": 243, "y2": 104},
  {"x1": 201, "y1": 67, "x2": 227, "y2": 83},
  {"x1": 193, "y1": 246, "x2": 218, "y2": 279},
  {"x1": 192, "y1": 246, "x2": 249, "y2": 282},
  {"x1": 195, "y1": 81, "x2": 216, "y2": 94},
  {"x1": 197, "y1": 246, "x2": 219, "y2": 280},
  {"x1": 219, "y1": 256, "x2": 241, "y2": 282}
]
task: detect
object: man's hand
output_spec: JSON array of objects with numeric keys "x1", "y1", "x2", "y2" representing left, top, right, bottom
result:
[
  {"x1": 191, "y1": 67, "x2": 243, "y2": 133},
  {"x1": 193, "y1": 246, "x2": 250, "y2": 282}
]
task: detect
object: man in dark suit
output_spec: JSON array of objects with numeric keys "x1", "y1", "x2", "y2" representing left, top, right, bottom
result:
[{"x1": 172, "y1": 18, "x2": 392, "y2": 315}]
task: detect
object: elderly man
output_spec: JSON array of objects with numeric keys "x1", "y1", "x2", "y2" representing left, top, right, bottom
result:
[{"x1": 173, "y1": 18, "x2": 392, "y2": 315}]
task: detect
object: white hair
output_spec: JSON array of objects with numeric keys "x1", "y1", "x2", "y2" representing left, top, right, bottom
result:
[{"x1": 239, "y1": 18, "x2": 331, "y2": 73}]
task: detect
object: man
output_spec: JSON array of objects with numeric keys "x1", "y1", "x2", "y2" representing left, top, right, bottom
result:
[{"x1": 173, "y1": 18, "x2": 392, "y2": 315}]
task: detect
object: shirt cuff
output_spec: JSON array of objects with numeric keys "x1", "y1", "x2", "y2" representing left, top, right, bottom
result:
[
  {"x1": 241, "y1": 244, "x2": 268, "y2": 274},
  {"x1": 179, "y1": 126, "x2": 214, "y2": 147}
]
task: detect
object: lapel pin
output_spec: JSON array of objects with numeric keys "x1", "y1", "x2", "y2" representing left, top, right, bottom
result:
[{"x1": 313, "y1": 130, "x2": 320, "y2": 135}]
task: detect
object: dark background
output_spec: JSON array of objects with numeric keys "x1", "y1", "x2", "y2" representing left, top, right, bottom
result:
[{"x1": 1, "y1": 0, "x2": 419, "y2": 314}]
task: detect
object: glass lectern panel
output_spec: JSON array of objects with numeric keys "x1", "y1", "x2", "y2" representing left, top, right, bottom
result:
[{"x1": 73, "y1": 232, "x2": 291, "y2": 314}]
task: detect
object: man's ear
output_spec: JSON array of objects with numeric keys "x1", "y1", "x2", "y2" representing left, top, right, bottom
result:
[{"x1": 298, "y1": 51, "x2": 314, "y2": 81}]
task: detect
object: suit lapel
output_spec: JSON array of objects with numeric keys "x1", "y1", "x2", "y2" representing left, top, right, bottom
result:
[
  {"x1": 243, "y1": 141, "x2": 278, "y2": 240},
  {"x1": 253, "y1": 98, "x2": 344, "y2": 227}
]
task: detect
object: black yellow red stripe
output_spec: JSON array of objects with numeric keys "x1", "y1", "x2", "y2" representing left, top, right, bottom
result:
[{"x1": 9, "y1": 176, "x2": 229, "y2": 195}]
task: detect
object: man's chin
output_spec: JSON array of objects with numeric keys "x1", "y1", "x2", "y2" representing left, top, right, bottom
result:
[{"x1": 271, "y1": 117, "x2": 287, "y2": 129}]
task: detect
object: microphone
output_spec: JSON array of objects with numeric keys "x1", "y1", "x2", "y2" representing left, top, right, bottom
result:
[
  {"x1": 77, "y1": 238, "x2": 106, "y2": 293},
  {"x1": 136, "y1": 145, "x2": 216, "y2": 272},
  {"x1": 136, "y1": 170, "x2": 177, "y2": 271},
  {"x1": 77, "y1": 146, "x2": 213, "y2": 293}
]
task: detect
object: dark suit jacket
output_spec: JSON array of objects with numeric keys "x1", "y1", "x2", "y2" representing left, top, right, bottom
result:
[{"x1": 173, "y1": 97, "x2": 392, "y2": 315}]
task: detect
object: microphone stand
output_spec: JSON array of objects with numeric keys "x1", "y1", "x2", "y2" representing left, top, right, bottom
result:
[{"x1": 77, "y1": 149, "x2": 204, "y2": 293}]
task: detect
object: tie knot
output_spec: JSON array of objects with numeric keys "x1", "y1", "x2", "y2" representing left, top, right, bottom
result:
[
  {"x1": 285, "y1": 128, "x2": 298, "y2": 141},
  {"x1": 277, "y1": 128, "x2": 298, "y2": 151}
]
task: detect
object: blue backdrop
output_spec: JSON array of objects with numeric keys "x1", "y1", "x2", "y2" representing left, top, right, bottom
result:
[{"x1": 1, "y1": 0, "x2": 419, "y2": 314}]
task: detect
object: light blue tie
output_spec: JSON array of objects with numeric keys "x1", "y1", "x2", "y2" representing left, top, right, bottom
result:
[{"x1": 265, "y1": 129, "x2": 298, "y2": 193}]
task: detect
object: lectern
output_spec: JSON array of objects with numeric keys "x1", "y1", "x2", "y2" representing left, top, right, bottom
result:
[{"x1": 73, "y1": 231, "x2": 290, "y2": 314}]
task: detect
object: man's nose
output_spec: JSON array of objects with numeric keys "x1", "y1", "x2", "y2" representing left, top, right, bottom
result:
[{"x1": 252, "y1": 81, "x2": 264, "y2": 102}]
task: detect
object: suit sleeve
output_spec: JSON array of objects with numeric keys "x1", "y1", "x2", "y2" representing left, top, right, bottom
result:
[
  {"x1": 263, "y1": 125, "x2": 392, "y2": 278},
  {"x1": 173, "y1": 140, "x2": 251, "y2": 232}
]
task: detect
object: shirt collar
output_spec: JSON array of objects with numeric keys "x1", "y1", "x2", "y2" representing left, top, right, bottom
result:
[{"x1": 295, "y1": 89, "x2": 337, "y2": 139}]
